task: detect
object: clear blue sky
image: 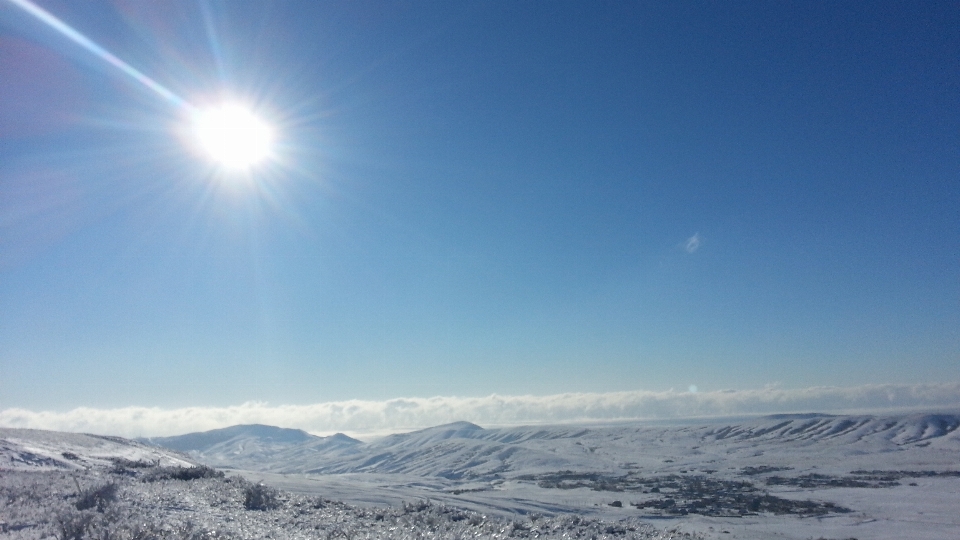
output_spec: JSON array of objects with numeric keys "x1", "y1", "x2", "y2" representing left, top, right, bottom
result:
[{"x1": 1, "y1": 1, "x2": 957, "y2": 412}]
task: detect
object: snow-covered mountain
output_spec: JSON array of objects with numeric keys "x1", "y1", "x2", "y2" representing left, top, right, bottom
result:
[
  {"x1": 145, "y1": 412, "x2": 960, "y2": 479},
  {"x1": 144, "y1": 424, "x2": 318, "y2": 452},
  {"x1": 142, "y1": 423, "x2": 362, "y2": 471}
]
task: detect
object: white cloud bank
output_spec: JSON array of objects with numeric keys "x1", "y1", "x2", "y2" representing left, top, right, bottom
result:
[{"x1": 2, "y1": 382, "x2": 959, "y2": 439}]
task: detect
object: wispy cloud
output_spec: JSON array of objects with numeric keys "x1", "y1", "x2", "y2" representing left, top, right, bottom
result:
[
  {"x1": 684, "y1": 232, "x2": 701, "y2": 253},
  {"x1": 2, "y1": 382, "x2": 958, "y2": 439}
]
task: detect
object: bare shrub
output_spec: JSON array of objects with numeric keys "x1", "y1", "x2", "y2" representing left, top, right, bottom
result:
[
  {"x1": 56, "y1": 511, "x2": 93, "y2": 540},
  {"x1": 111, "y1": 457, "x2": 157, "y2": 469},
  {"x1": 75, "y1": 482, "x2": 117, "y2": 511},
  {"x1": 145, "y1": 465, "x2": 224, "y2": 482},
  {"x1": 243, "y1": 483, "x2": 280, "y2": 511}
]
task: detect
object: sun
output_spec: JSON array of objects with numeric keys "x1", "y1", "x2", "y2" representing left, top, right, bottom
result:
[{"x1": 192, "y1": 103, "x2": 274, "y2": 170}]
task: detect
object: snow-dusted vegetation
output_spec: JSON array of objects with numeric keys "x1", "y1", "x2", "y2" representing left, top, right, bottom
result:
[{"x1": 0, "y1": 465, "x2": 698, "y2": 540}]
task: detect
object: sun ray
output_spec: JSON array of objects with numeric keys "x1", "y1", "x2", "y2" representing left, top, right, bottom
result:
[
  {"x1": 7, "y1": 0, "x2": 192, "y2": 111},
  {"x1": 8, "y1": 0, "x2": 282, "y2": 173}
]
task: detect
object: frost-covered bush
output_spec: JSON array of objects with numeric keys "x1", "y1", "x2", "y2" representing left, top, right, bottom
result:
[
  {"x1": 55, "y1": 510, "x2": 93, "y2": 540},
  {"x1": 110, "y1": 457, "x2": 157, "y2": 469},
  {"x1": 109, "y1": 457, "x2": 159, "y2": 477},
  {"x1": 145, "y1": 465, "x2": 224, "y2": 482},
  {"x1": 75, "y1": 482, "x2": 117, "y2": 511},
  {"x1": 401, "y1": 499, "x2": 431, "y2": 513},
  {"x1": 243, "y1": 482, "x2": 280, "y2": 511}
]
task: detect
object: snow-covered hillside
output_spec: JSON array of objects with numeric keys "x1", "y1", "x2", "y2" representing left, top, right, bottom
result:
[
  {"x1": 149, "y1": 412, "x2": 960, "y2": 478},
  {"x1": 0, "y1": 427, "x2": 195, "y2": 471},
  {"x1": 0, "y1": 427, "x2": 697, "y2": 540},
  {"x1": 145, "y1": 411, "x2": 960, "y2": 540}
]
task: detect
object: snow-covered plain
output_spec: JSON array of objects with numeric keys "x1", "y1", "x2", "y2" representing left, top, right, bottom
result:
[{"x1": 3, "y1": 411, "x2": 959, "y2": 539}]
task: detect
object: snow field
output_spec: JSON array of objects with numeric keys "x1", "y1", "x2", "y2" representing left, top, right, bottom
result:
[{"x1": 0, "y1": 467, "x2": 701, "y2": 540}]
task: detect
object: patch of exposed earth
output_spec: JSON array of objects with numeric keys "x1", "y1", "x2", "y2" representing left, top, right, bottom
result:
[{"x1": 512, "y1": 468, "x2": 960, "y2": 519}]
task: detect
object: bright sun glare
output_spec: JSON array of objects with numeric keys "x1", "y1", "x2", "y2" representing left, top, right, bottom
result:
[{"x1": 192, "y1": 103, "x2": 273, "y2": 170}]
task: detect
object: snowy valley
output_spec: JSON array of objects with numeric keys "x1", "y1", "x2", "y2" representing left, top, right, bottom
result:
[{"x1": 3, "y1": 411, "x2": 959, "y2": 539}]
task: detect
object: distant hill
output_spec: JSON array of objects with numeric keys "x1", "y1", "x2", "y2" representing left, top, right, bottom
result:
[
  {"x1": 143, "y1": 424, "x2": 318, "y2": 452},
  {"x1": 143, "y1": 424, "x2": 362, "y2": 471},
  {"x1": 140, "y1": 412, "x2": 960, "y2": 479}
]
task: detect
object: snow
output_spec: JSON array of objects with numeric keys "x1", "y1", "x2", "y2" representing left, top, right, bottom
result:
[
  {"x1": 3, "y1": 411, "x2": 959, "y2": 539},
  {"x1": 0, "y1": 428, "x2": 195, "y2": 471},
  {"x1": 157, "y1": 411, "x2": 960, "y2": 539}
]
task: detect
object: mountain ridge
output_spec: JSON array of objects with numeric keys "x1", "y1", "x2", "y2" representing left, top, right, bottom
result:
[
  {"x1": 141, "y1": 423, "x2": 322, "y2": 452},
  {"x1": 141, "y1": 423, "x2": 362, "y2": 470},
  {"x1": 142, "y1": 411, "x2": 960, "y2": 478}
]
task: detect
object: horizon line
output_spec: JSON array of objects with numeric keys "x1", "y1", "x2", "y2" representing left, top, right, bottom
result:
[{"x1": 2, "y1": 381, "x2": 959, "y2": 439}]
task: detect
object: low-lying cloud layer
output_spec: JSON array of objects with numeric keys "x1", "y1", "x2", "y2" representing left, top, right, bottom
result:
[{"x1": 3, "y1": 382, "x2": 959, "y2": 439}]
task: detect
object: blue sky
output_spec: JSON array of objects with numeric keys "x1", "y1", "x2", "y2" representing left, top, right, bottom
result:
[{"x1": 1, "y1": 1, "x2": 958, "y2": 427}]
